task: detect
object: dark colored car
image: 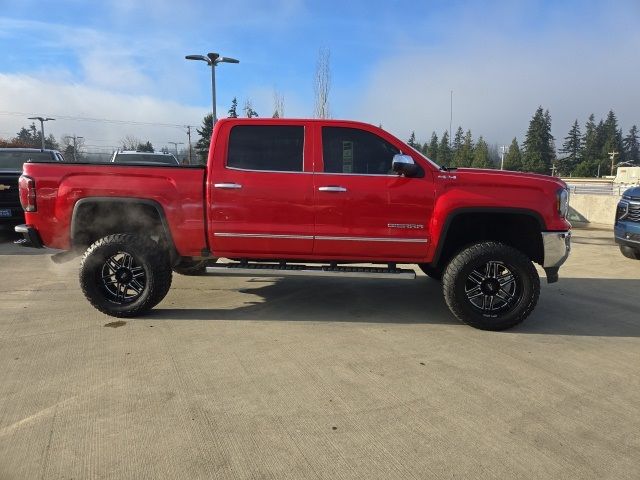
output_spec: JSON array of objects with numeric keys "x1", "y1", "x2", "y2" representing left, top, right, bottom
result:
[
  {"x1": 0, "y1": 148, "x2": 64, "y2": 227},
  {"x1": 615, "y1": 186, "x2": 640, "y2": 260}
]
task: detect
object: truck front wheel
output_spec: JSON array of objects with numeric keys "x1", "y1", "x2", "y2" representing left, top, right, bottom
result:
[
  {"x1": 620, "y1": 246, "x2": 640, "y2": 260},
  {"x1": 442, "y1": 242, "x2": 540, "y2": 330},
  {"x1": 79, "y1": 234, "x2": 172, "y2": 317}
]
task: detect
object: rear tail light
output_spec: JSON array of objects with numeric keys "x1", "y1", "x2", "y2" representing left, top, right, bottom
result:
[{"x1": 18, "y1": 175, "x2": 36, "y2": 212}]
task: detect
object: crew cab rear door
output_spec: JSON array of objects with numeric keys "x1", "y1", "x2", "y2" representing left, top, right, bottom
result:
[
  {"x1": 208, "y1": 122, "x2": 315, "y2": 257},
  {"x1": 313, "y1": 124, "x2": 434, "y2": 260}
]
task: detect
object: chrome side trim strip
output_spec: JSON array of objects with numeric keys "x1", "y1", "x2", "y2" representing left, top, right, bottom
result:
[
  {"x1": 213, "y1": 232, "x2": 428, "y2": 243},
  {"x1": 214, "y1": 232, "x2": 313, "y2": 240},
  {"x1": 206, "y1": 265, "x2": 416, "y2": 280},
  {"x1": 225, "y1": 166, "x2": 310, "y2": 174},
  {"x1": 315, "y1": 235, "x2": 427, "y2": 243}
]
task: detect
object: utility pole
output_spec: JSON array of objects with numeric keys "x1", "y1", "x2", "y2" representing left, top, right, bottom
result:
[
  {"x1": 609, "y1": 150, "x2": 619, "y2": 176},
  {"x1": 28, "y1": 116, "x2": 55, "y2": 150},
  {"x1": 64, "y1": 135, "x2": 84, "y2": 162},
  {"x1": 449, "y1": 90, "x2": 453, "y2": 147},
  {"x1": 500, "y1": 145, "x2": 507, "y2": 170},
  {"x1": 168, "y1": 141, "x2": 184, "y2": 159},
  {"x1": 186, "y1": 126, "x2": 192, "y2": 165}
]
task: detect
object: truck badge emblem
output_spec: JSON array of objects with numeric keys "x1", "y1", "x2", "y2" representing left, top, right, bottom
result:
[{"x1": 0, "y1": 184, "x2": 10, "y2": 191}]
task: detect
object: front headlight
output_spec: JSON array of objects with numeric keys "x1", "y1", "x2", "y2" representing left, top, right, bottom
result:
[{"x1": 557, "y1": 188, "x2": 569, "y2": 218}]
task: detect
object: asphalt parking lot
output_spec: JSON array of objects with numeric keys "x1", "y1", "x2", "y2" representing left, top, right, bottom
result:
[{"x1": 0, "y1": 228, "x2": 638, "y2": 479}]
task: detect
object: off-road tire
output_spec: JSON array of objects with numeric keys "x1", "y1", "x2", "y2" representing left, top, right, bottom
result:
[
  {"x1": 79, "y1": 234, "x2": 172, "y2": 317},
  {"x1": 442, "y1": 241, "x2": 540, "y2": 331},
  {"x1": 172, "y1": 258, "x2": 216, "y2": 276},
  {"x1": 620, "y1": 246, "x2": 640, "y2": 260},
  {"x1": 418, "y1": 263, "x2": 443, "y2": 281}
]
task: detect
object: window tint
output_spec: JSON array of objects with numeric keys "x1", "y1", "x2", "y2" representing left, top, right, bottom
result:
[
  {"x1": 227, "y1": 125, "x2": 304, "y2": 172},
  {"x1": 322, "y1": 127, "x2": 400, "y2": 175},
  {"x1": 0, "y1": 151, "x2": 54, "y2": 169}
]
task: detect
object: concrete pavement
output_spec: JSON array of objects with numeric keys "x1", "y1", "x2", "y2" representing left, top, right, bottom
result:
[{"x1": 0, "y1": 228, "x2": 639, "y2": 479}]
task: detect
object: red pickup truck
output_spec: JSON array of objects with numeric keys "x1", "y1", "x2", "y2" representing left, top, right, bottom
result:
[{"x1": 16, "y1": 118, "x2": 571, "y2": 330}]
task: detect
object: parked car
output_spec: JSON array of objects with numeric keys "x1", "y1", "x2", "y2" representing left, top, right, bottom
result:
[
  {"x1": 0, "y1": 148, "x2": 64, "y2": 227},
  {"x1": 111, "y1": 151, "x2": 179, "y2": 166},
  {"x1": 16, "y1": 118, "x2": 571, "y2": 330},
  {"x1": 615, "y1": 186, "x2": 640, "y2": 260}
]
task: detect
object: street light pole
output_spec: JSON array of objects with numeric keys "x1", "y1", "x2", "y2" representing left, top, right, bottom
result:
[
  {"x1": 28, "y1": 116, "x2": 55, "y2": 150},
  {"x1": 185, "y1": 52, "x2": 239, "y2": 127}
]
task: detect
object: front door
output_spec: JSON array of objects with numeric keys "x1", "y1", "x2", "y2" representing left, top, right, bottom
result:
[
  {"x1": 209, "y1": 123, "x2": 315, "y2": 258},
  {"x1": 313, "y1": 125, "x2": 434, "y2": 261}
]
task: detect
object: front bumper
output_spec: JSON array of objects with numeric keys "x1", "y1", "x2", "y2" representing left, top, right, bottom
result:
[
  {"x1": 14, "y1": 224, "x2": 44, "y2": 248},
  {"x1": 614, "y1": 221, "x2": 640, "y2": 248},
  {"x1": 541, "y1": 231, "x2": 571, "y2": 283}
]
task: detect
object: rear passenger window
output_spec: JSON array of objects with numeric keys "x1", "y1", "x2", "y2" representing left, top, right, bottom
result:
[
  {"x1": 322, "y1": 127, "x2": 400, "y2": 175},
  {"x1": 227, "y1": 125, "x2": 304, "y2": 172}
]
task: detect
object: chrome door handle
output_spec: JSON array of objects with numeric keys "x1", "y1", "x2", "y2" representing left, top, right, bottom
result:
[
  {"x1": 318, "y1": 186, "x2": 347, "y2": 192},
  {"x1": 214, "y1": 183, "x2": 242, "y2": 189}
]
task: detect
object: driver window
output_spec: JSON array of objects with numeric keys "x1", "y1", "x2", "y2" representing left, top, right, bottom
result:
[{"x1": 322, "y1": 127, "x2": 400, "y2": 175}]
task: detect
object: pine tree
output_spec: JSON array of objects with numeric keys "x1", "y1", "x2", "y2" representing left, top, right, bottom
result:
[
  {"x1": 228, "y1": 97, "x2": 238, "y2": 118},
  {"x1": 623, "y1": 125, "x2": 639, "y2": 165},
  {"x1": 195, "y1": 113, "x2": 214, "y2": 164},
  {"x1": 503, "y1": 138, "x2": 523, "y2": 171},
  {"x1": 457, "y1": 130, "x2": 474, "y2": 167},
  {"x1": 522, "y1": 106, "x2": 555, "y2": 174},
  {"x1": 575, "y1": 114, "x2": 599, "y2": 176},
  {"x1": 407, "y1": 131, "x2": 418, "y2": 149},
  {"x1": 451, "y1": 127, "x2": 464, "y2": 167},
  {"x1": 558, "y1": 120, "x2": 582, "y2": 175},
  {"x1": 601, "y1": 110, "x2": 624, "y2": 173},
  {"x1": 471, "y1": 136, "x2": 492, "y2": 168},
  {"x1": 136, "y1": 141, "x2": 154, "y2": 152},
  {"x1": 427, "y1": 132, "x2": 439, "y2": 163},
  {"x1": 438, "y1": 131, "x2": 451, "y2": 167}
]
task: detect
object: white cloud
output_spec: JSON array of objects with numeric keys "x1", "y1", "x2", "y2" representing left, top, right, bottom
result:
[
  {"x1": 0, "y1": 73, "x2": 208, "y2": 150},
  {"x1": 354, "y1": 3, "x2": 640, "y2": 146}
]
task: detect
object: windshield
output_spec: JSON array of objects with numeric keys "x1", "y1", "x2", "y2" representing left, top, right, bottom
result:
[
  {"x1": 0, "y1": 150, "x2": 53, "y2": 170},
  {"x1": 114, "y1": 153, "x2": 178, "y2": 165}
]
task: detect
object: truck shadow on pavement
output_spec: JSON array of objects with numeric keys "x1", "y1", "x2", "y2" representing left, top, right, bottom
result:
[
  {"x1": 151, "y1": 276, "x2": 640, "y2": 337},
  {"x1": 0, "y1": 230, "x2": 51, "y2": 255}
]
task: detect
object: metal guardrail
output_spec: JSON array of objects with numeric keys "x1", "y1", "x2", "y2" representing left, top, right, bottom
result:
[{"x1": 565, "y1": 183, "x2": 632, "y2": 196}]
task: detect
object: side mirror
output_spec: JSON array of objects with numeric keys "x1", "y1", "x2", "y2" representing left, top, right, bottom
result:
[{"x1": 392, "y1": 154, "x2": 418, "y2": 177}]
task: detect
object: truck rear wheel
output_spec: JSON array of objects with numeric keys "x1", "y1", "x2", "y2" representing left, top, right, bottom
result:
[
  {"x1": 442, "y1": 242, "x2": 540, "y2": 331},
  {"x1": 79, "y1": 234, "x2": 172, "y2": 317}
]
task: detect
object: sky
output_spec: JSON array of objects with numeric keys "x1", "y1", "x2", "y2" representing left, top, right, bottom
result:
[{"x1": 0, "y1": 0, "x2": 639, "y2": 153}]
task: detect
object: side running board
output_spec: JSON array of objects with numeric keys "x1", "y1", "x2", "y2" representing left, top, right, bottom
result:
[{"x1": 205, "y1": 262, "x2": 416, "y2": 280}]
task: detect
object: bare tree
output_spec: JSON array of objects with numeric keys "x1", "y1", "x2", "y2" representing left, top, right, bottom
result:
[
  {"x1": 243, "y1": 99, "x2": 259, "y2": 118},
  {"x1": 273, "y1": 90, "x2": 285, "y2": 118},
  {"x1": 120, "y1": 135, "x2": 141, "y2": 151},
  {"x1": 313, "y1": 48, "x2": 331, "y2": 119}
]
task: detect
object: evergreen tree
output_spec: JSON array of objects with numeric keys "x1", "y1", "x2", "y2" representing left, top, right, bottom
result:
[
  {"x1": 407, "y1": 131, "x2": 418, "y2": 149},
  {"x1": 558, "y1": 119, "x2": 582, "y2": 175},
  {"x1": 457, "y1": 130, "x2": 474, "y2": 167},
  {"x1": 451, "y1": 127, "x2": 464, "y2": 167},
  {"x1": 136, "y1": 141, "x2": 154, "y2": 152},
  {"x1": 601, "y1": 110, "x2": 625, "y2": 173},
  {"x1": 438, "y1": 131, "x2": 451, "y2": 167},
  {"x1": 195, "y1": 113, "x2": 214, "y2": 164},
  {"x1": 228, "y1": 97, "x2": 238, "y2": 118},
  {"x1": 576, "y1": 114, "x2": 599, "y2": 176},
  {"x1": 623, "y1": 125, "x2": 639, "y2": 165},
  {"x1": 503, "y1": 138, "x2": 523, "y2": 171},
  {"x1": 426, "y1": 132, "x2": 439, "y2": 163},
  {"x1": 471, "y1": 136, "x2": 492, "y2": 168},
  {"x1": 522, "y1": 106, "x2": 555, "y2": 174}
]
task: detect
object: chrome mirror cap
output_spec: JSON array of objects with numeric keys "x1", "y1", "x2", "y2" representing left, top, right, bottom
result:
[{"x1": 392, "y1": 154, "x2": 418, "y2": 177}]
